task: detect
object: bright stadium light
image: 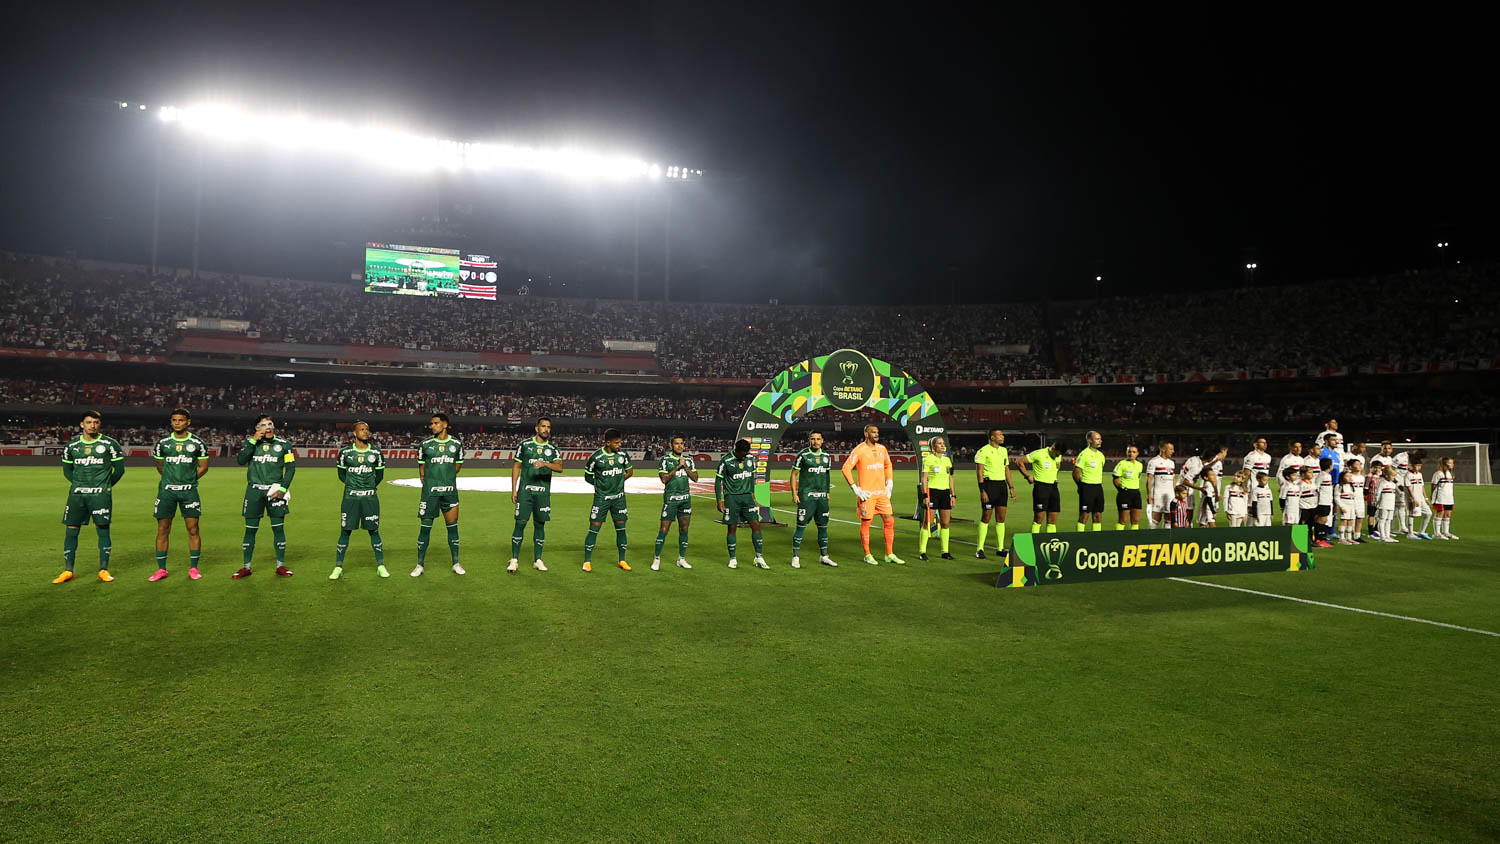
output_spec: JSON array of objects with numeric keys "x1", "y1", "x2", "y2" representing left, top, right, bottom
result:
[{"x1": 151, "y1": 103, "x2": 696, "y2": 182}]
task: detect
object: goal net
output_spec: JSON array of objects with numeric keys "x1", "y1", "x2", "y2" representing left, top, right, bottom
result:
[{"x1": 1360, "y1": 442, "x2": 1493, "y2": 485}]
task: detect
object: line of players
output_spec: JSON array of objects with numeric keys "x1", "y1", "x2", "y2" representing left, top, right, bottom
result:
[
  {"x1": 958, "y1": 428, "x2": 1461, "y2": 559},
  {"x1": 49, "y1": 410, "x2": 1463, "y2": 584},
  {"x1": 50, "y1": 410, "x2": 917, "y2": 583}
]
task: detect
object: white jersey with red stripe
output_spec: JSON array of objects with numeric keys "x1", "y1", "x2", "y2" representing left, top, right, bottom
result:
[
  {"x1": 1225, "y1": 485, "x2": 1248, "y2": 516},
  {"x1": 1430, "y1": 469, "x2": 1455, "y2": 506},
  {"x1": 1146, "y1": 456, "x2": 1176, "y2": 491},
  {"x1": 1242, "y1": 449, "x2": 1273, "y2": 478}
]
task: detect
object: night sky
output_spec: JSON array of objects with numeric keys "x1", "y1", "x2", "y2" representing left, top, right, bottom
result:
[{"x1": 2, "y1": 4, "x2": 1495, "y2": 303}]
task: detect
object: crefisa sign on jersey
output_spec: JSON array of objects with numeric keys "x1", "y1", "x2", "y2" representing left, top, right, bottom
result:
[{"x1": 733, "y1": 349, "x2": 950, "y2": 521}]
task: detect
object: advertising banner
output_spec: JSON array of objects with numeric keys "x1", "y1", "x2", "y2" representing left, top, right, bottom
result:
[{"x1": 996, "y1": 525, "x2": 1314, "y2": 588}]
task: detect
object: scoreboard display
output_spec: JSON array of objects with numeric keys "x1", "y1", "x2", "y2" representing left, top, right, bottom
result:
[{"x1": 363, "y1": 243, "x2": 461, "y2": 297}]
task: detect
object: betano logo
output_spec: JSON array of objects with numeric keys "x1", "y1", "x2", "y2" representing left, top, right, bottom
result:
[
  {"x1": 745, "y1": 420, "x2": 779, "y2": 431},
  {"x1": 915, "y1": 424, "x2": 944, "y2": 435}
]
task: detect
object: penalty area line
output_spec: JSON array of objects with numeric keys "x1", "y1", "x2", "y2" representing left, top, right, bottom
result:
[{"x1": 1168, "y1": 577, "x2": 1500, "y2": 638}]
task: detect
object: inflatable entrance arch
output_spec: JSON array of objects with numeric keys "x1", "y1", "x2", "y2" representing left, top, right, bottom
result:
[{"x1": 733, "y1": 349, "x2": 949, "y2": 519}]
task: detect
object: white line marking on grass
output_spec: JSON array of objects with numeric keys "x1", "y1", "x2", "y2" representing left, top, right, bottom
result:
[{"x1": 1168, "y1": 577, "x2": 1500, "y2": 638}]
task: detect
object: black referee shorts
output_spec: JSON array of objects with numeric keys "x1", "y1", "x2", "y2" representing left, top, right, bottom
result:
[
  {"x1": 1077, "y1": 482, "x2": 1105, "y2": 514},
  {"x1": 926, "y1": 488, "x2": 953, "y2": 511},
  {"x1": 1116, "y1": 488, "x2": 1142, "y2": 511},
  {"x1": 1032, "y1": 481, "x2": 1061, "y2": 514},
  {"x1": 979, "y1": 480, "x2": 1008, "y2": 510}
]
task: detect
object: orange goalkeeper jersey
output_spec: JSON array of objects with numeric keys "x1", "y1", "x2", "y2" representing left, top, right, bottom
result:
[{"x1": 843, "y1": 442, "x2": 893, "y2": 493}]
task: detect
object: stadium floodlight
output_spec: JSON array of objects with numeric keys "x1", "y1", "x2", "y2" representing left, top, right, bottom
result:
[
  {"x1": 120, "y1": 101, "x2": 129, "y2": 109},
  {"x1": 152, "y1": 103, "x2": 696, "y2": 182},
  {"x1": 1246, "y1": 262, "x2": 1258, "y2": 269}
]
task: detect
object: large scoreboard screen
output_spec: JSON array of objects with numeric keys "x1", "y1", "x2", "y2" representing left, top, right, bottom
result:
[{"x1": 363, "y1": 243, "x2": 462, "y2": 297}]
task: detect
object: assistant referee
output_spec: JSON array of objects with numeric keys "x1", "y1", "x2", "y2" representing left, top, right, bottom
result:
[
  {"x1": 1018, "y1": 440, "x2": 1063, "y2": 534},
  {"x1": 973, "y1": 428, "x2": 1015, "y2": 559},
  {"x1": 1073, "y1": 430, "x2": 1106, "y2": 532}
]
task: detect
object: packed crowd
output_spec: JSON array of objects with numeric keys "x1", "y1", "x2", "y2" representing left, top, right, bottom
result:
[
  {"x1": 0, "y1": 379, "x2": 742, "y2": 422},
  {"x1": 1059, "y1": 265, "x2": 1500, "y2": 375},
  {"x1": 0, "y1": 255, "x2": 1053, "y2": 381},
  {"x1": 1040, "y1": 393, "x2": 1500, "y2": 426}
]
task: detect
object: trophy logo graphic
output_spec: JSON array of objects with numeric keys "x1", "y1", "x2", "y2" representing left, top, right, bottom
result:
[
  {"x1": 839, "y1": 360, "x2": 858, "y2": 384},
  {"x1": 1037, "y1": 537, "x2": 1069, "y2": 580}
]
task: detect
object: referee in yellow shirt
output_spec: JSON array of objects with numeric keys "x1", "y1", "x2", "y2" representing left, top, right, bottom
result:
[
  {"x1": 973, "y1": 428, "x2": 1015, "y2": 559},
  {"x1": 918, "y1": 435, "x2": 955, "y2": 560},
  {"x1": 1018, "y1": 440, "x2": 1063, "y2": 533},
  {"x1": 1073, "y1": 430, "x2": 1107, "y2": 532}
]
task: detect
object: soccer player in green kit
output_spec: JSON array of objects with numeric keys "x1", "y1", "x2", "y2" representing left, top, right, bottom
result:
[
  {"x1": 411, "y1": 413, "x2": 464, "y2": 577},
  {"x1": 1073, "y1": 430, "x2": 1107, "y2": 532},
  {"x1": 717, "y1": 438, "x2": 767, "y2": 569},
  {"x1": 510, "y1": 416, "x2": 561, "y2": 573},
  {"x1": 582, "y1": 428, "x2": 633, "y2": 572},
  {"x1": 653, "y1": 435, "x2": 697, "y2": 571},
  {"x1": 790, "y1": 431, "x2": 837, "y2": 568},
  {"x1": 330, "y1": 421, "x2": 387, "y2": 580},
  {"x1": 233, "y1": 415, "x2": 295, "y2": 579},
  {"x1": 1017, "y1": 440, "x2": 1064, "y2": 534},
  {"x1": 149, "y1": 408, "x2": 209, "y2": 581},
  {"x1": 52, "y1": 410, "x2": 125, "y2": 583}
]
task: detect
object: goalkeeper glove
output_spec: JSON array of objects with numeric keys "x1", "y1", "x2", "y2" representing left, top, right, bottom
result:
[
  {"x1": 854, "y1": 487, "x2": 870, "y2": 501},
  {"x1": 884, "y1": 480, "x2": 894, "y2": 498}
]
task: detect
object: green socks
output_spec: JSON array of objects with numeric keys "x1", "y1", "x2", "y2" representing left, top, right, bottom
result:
[
  {"x1": 97, "y1": 528, "x2": 112, "y2": 569},
  {"x1": 63, "y1": 527, "x2": 79, "y2": 571},
  {"x1": 1032, "y1": 523, "x2": 1043, "y2": 534},
  {"x1": 418, "y1": 520, "x2": 433, "y2": 564},
  {"x1": 817, "y1": 525, "x2": 828, "y2": 555},
  {"x1": 615, "y1": 524, "x2": 628, "y2": 560},
  {"x1": 1046, "y1": 524, "x2": 1057, "y2": 533},
  {"x1": 189, "y1": 549, "x2": 201, "y2": 568},
  {"x1": 532, "y1": 523, "x2": 545, "y2": 559},
  {"x1": 678, "y1": 529, "x2": 689, "y2": 559},
  {"x1": 750, "y1": 532, "x2": 764, "y2": 556},
  {"x1": 336, "y1": 530, "x2": 351, "y2": 564},
  {"x1": 1092, "y1": 522, "x2": 1102, "y2": 532},
  {"x1": 155, "y1": 550, "x2": 168, "y2": 570},
  {"x1": 369, "y1": 531, "x2": 384, "y2": 564},
  {"x1": 271, "y1": 521, "x2": 286, "y2": 564},
  {"x1": 792, "y1": 525, "x2": 806, "y2": 552},
  {"x1": 978, "y1": 521, "x2": 989, "y2": 549},
  {"x1": 655, "y1": 529, "x2": 669, "y2": 558},
  {"x1": 919, "y1": 525, "x2": 930, "y2": 553},
  {"x1": 242, "y1": 520, "x2": 259, "y2": 565},
  {"x1": 584, "y1": 523, "x2": 600, "y2": 562},
  {"x1": 510, "y1": 520, "x2": 526, "y2": 558},
  {"x1": 726, "y1": 534, "x2": 737, "y2": 560},
  {"x1": 446, "y1": 523, "x2": 460, "y2": 565}
]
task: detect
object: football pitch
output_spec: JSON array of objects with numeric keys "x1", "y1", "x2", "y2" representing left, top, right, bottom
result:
[{"x1": 2, "y1": 466, "x2": 1497, "y2": 841}]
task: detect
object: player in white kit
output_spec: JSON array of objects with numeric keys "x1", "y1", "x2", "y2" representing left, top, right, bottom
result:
[
  {"x1": 1253, "y1": 473, "x2": 1274, "y2": 527},
  {"x1": 1429, "y1": 456, "x2": 1457, "y2": 539},
  {"x1": 1146, "y1": 443, "x2": 1176, "y2": 529}
]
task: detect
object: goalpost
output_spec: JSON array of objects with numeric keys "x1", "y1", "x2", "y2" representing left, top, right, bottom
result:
[{"x1": 1361, "y1": 442, "x2": 1493, "y2": 485}]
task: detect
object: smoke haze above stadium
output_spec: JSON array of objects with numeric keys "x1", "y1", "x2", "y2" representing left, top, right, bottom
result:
[{"x1": 1, "y1": 4, "x2": 1495, "y2": 304}]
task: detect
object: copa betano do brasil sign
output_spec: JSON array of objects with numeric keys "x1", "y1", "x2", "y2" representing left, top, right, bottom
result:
[{"x1": 997, "y1": 525, "x2": 1314, "y2": 588}]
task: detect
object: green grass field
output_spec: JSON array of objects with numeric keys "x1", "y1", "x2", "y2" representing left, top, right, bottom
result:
[{"x1": 3, "y1": 466, "x2": 1498, "y2": 841}]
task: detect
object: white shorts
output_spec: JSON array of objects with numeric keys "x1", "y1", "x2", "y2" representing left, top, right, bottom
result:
[
  {"x1": 1150, "y1": 488, "x2": 1172, "y2": 513},
  {"x1": 1337, "y1": 503, "x2": 1356, "y2": 521},
  {"x1": 1409, "y1": 503, "x2": 1430, "y2": 519},
  {"x1": 1255, "y1": 511, "x2": 1272, "y2": 527},
  {"x1": 1356, "y1": 499, "x2": 1367, "y2": 518},
  {"x1": 1283, "y1": 506, "x2": 1300, "y2": 525}
]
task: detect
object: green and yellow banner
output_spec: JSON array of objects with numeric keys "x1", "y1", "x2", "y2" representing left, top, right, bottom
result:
[{"x1": 997, "y1": 526, "x2": 1314, "y2": 588}]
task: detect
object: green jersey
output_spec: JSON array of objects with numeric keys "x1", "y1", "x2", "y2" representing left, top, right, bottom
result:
[
  {"x1": 62, "y1": 435, "x2": 124, "y2": 490},
  {"x1": 974, "y1": 443, "x2": 1010, "y2": 481},
  {"x1": 1076, "y1": 447, "x2": 1106, "y2": 484},
  {"x1": 717, "y1": 454, "x2": 756, "y2": 497},
  {"x1": 239, "y1": 436, "x2": 296, "y2": 487},
  {"x1": 514, "y1": 437, "x2": 559, "y2": 492},
  {"x1": 584, "y1": 448, "x2": 630, "y2": 498},
  {"x1": 793, "y1": 448, "x2": 832, "y2": 497},
  {"x1": 1113, "y1": 459, "x2": 1143, "y2": 490},
  {"x1": 152, "y1": 432, "x2": 209, "y2": 487},
  {"x1": 419, "y1": 435, "x2": 462, "y2": 493},
  {"x1": 658, "y1": 452, "x2": 696, "y2": 501},
  {"x1": 1026, "y1": 448, "x2": 1061, "y2": 484},
  {"x1": 338, "y1": 444, "x2": 385, "y2": 493}
]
